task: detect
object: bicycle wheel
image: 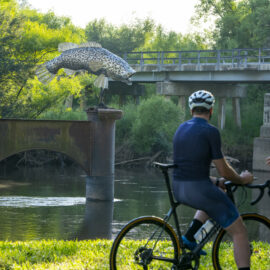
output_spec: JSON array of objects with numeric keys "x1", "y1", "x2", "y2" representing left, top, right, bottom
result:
[
  {"x1": 110, "y1": 216, "x2": 180, "y2": 270},
  {"x1": 212, "y1": 213, "x2": 270, "y2": 270}
]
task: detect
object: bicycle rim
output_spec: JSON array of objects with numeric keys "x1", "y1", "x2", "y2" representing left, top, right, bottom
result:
[
  {"x1": 212, "y1": 213, "x2": 270, "y2": 270},
  {"x1": 110, "y1": 216, "x2": 180, "y2": 270}
]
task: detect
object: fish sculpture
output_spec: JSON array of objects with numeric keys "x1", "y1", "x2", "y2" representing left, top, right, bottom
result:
[{"x1": 36, "y1": 42, "x2": 136, "y2": 104}]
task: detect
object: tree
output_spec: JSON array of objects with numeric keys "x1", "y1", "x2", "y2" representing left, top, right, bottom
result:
[
  {"x1": 143, "y1": 25, "x2": 208, "y2": 51},
  {"x1": 131, "y1": 96, "x2": 184, "y2": 155},
  {"x1": 0, "y1": 0, "x2": 36, "y2": 117},
  {"x1": 193, "y1": 0, "x2": 270, "y2": 48},
  {"x1": 85, "y1": 18, "x2": 155, "y2": 55},
  {"x1": 0, "y1": 0, "x2": 85, "y2": 118}
]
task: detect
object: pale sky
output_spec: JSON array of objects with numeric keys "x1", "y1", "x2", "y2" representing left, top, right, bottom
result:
[{"x1": 26, "y1": 0, "x2": 200, "y2": 34}]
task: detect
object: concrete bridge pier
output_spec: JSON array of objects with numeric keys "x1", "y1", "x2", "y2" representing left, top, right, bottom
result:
[
  {"x1": 253, "y1": 93, "x2": 270, "y2": 171},
  {"x1": 156, "y1": 82, "x2": 246, "y2": 129},
  {"x1": 86, "y1": 107, "x2": 122, "y2": 201}
]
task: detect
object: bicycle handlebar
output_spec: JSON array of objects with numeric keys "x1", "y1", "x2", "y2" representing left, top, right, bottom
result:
[
  {"x1": 225, "y1": 180, "x2": 270, "y2": 205},
  {"x1": 152, "y1": 162, "x2": 270, "y2": 205}
]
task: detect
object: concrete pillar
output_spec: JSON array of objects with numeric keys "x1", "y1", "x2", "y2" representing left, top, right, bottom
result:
[
  {"x1": 134, "y1": 95, "x2": 140, "y2": 105},
  {"x1": 253, "y1": 93, "x2": 270, "y2": 171},
  {"x1": 86, "y1": 107, "x2": 122, "y2": 201},
  {"x1": 178, "y1": 96, "x2": 186, "y2": 110},
  {"x1": 218, "y1": 97, "x2": 226, "y2": 130},
  {"x1": 156, "y1": 82, "x2": 247, "y2": 129},
  {"x1": 119, "y1": 95, "x2": 126, "y2": 107},
  {"x1": 232, "y1": 97, "x2": 242, "y2": 128}
]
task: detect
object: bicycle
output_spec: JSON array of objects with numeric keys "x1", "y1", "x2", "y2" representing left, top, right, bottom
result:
[{"x1": 110, "y1": 162, "x2": 270, "y2": 269}]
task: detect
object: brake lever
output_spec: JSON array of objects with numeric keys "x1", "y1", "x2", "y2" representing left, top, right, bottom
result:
[{"x1": 249, "y1": 180, "x2": 270, "y2": 205}]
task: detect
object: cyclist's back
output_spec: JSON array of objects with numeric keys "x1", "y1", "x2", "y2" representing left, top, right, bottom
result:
[
  {"x1": 172, "y1": 115, "x2": 238, "y2": 228},
  {"x1": 173, "y1": 117, "x2": 222, "y2": 181}
]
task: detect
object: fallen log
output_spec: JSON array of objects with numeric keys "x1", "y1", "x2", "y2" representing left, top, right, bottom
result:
[{"x1": 115, "y1": 157, "x2": 151, "y2": 166}]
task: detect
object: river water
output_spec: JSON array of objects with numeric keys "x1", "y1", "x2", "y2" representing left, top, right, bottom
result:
[{"x1": 0, "y1": 165, "x2": 269, "y2": 241}]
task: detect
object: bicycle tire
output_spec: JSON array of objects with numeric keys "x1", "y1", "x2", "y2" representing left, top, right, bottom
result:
[
  {"x1": 212, "y1": 213, "x2": 270, "y2": 270},
  {"x1": 110, "y1": 216, "x2": 180, "y2": 270}
]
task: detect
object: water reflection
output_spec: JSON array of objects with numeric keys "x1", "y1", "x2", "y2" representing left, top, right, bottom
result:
[
  {"x1": 73, "y1": 200, "x2": 113, "y2": 240},
  {"x1": 0, "y1": 196, "x2": 86, "y2": 207},
  {"x1": 0, "y1": 166, "x2": 269, "y2": 241}
]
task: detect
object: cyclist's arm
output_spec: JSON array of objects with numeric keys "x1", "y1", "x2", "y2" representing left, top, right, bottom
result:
[{"x1": 213, "y1": 157, "x2": 253, "y2": 185}]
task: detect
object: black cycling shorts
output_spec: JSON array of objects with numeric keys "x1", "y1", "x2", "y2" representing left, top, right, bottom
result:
[{"x1": 173, "y1": 179, "x2": 239, "y2": 228}]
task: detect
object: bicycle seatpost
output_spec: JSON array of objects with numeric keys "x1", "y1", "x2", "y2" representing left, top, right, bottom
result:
[{"x1": 160, "y1": 165, "x2": 178, "y2": 208}]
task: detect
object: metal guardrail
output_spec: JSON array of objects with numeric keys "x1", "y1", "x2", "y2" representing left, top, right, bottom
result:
[{"x1": 123, "y1": 48, "x2": 270, "y2": 70}]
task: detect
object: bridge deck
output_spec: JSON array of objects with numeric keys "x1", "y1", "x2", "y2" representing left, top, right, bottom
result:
[{"x1": 124, "y1": 48, "x2": 270, "y2": 83}]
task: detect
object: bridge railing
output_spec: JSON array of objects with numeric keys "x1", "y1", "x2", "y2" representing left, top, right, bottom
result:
[{"x1": 123, "y1": 48, "x2": 270, "y2": 70}]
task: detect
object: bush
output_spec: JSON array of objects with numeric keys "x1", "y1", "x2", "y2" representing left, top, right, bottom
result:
[
  {"x1": 115, "y1": 103, "x2": 137, "y2": 146},
  {"x1": 38, "y1": 107, "x2": 87, "y2": 120},
  {"x1": 131, "y1": 96, "x2": 184, "y2": 155}
]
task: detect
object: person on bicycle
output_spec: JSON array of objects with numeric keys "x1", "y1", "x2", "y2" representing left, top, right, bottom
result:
[{"x1": 173, "y1": 90, "x2": 253, "y2": 270}]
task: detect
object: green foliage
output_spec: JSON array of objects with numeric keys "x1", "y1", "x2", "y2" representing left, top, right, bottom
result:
[
  {"x1": 85, "y1": 18, "x2": 209, "y2": 56},
  {"x1": 0, "y1": 0, "x2": 86, "y2": 118},
  {"x1": 21, "y1": 10, "x2": 84, "y2": 52},
  {"x1": 0, "y1": 0, "x2": 36, "y2": 117},
  {"x1": 0, "y1": 0, "x2": 209, "y2": 120},
  {"x1": 194, "y1": 0, "x2": 270, "y2": 48},
  {"x1": 115, "y1": 103, "x2": 137, "y2": 146},
  {"x1": 85, "y1": 18, "x2": 155, "y2": 55},
  {"x1": 143, "y1": 25, "x2": 208, "y2": 51},
  {"x1": 131, "y1": 96, "x2": 184, "y2": 155},
  {"x1": 212, "y1": 86, "x2": 267, "y2": 163},
  {"x1": 38, "y1": 108, "x2": 87, "y2": 121}
]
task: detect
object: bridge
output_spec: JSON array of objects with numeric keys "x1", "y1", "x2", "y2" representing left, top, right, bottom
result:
[
  {"x1": 120, "y1": 48, "x2": 270, "y2": 129},
  {"x1": 124, "y1": 48, "x2": 270, "y2": 82},
  {"x1": 0, "y1": 108, "x2": 122, "y2": 201}
]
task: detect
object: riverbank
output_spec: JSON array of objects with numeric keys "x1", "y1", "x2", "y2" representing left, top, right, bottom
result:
[{"x1": 0, "y1": 239, "x2": 268, "y2": 269}]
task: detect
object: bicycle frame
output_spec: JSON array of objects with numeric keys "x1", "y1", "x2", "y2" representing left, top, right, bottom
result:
[
  {"x1": 148, "y1": 163, "x2": 270, "y2": 268},
  {"x1": 160, "y1": 166, "x2": 221, "y2": 258}
]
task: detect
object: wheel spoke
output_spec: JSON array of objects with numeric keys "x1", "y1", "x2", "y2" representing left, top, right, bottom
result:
[{"x1": 110, "y1": 217, "x2": 180, "y2": 269}]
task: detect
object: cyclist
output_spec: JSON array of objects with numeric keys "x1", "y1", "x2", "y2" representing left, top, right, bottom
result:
[{"x1": 172, "y1": 90, "x2": 253, "y2": 270}]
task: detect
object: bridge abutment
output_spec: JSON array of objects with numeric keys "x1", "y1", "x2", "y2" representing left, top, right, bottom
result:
[
  {"x1": 0, "y1": 108, "x2": 122, "y2": 201},
  {"x1": 156, "y1": 82, "x2": 246, "y2": 129},
  {"x1": 253, "y1": 93, "x2": 270, "y2": 171}
]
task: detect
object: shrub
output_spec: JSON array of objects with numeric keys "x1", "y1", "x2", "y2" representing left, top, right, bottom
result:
[
  {"x1": 115, "y1": 103, "x2": 137, "y2": 146},
  {"x1": 131, "y1": 96, "x2": 184, "y2": 155}
]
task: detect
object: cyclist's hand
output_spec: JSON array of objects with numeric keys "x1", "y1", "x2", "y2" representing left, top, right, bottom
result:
[
  {"x1": 240, "y1": 170, "x2": 253, "y2": 184},
  {"x1": 218, "y1": 178, "x2": 227, "y2": 189}
]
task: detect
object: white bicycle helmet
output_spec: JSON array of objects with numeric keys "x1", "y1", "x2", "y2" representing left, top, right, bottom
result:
[{"x1": 188, "y1": 90, "x2": 215, "y2": 110}]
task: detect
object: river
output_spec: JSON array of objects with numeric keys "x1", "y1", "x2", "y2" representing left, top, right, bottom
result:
[{"x1": 0, "y1": 165, "x2": 269, "y2": 241}]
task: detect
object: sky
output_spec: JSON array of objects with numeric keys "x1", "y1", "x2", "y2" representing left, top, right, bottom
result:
[{"x1": 26, "y1": 0, "x2": 200, "y2": 34}]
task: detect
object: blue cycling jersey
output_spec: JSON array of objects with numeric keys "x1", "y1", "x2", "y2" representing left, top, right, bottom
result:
[
  {"x1": 173, "y1": 117, "x2": 223, "y2": 181},
  {"x1": 172, "y1": 117, "x2": 239, "y2": 228}
]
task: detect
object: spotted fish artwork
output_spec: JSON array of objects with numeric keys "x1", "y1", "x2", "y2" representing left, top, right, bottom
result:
[{"x1": 36, "y1": 42, "x2": 136, "y2": 89}]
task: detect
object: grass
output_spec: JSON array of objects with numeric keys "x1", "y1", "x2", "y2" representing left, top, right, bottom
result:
[
  {"x1": 0, "y1": 240, "x2": 111, "y2": 270},
  {"x1": 0, "y1": 240, "x2": 269, "y2": 269}
]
